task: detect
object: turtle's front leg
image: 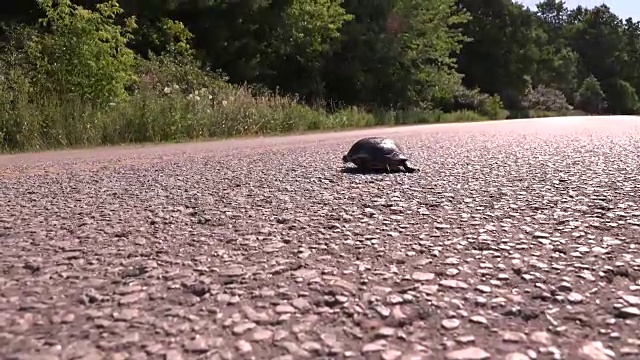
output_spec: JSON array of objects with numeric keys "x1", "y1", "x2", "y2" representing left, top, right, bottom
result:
[{"x1": 402, "y1": 160, "x2": 419, "y2": 173}]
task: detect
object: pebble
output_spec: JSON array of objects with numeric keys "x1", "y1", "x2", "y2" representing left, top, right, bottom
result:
[
  {"x1": 301, "y1": 341, "x2": 322, "y2": 353},
  {"x1": 235, "y1": 340, "x2": 252, "y2": 354},
  {"x1": 279, "y1": 342, "x2": 310, "y2": 357},
  {"x1": 242, "y1": 306, "x2": 270, "y2": 323},
  {"x1": 567, "y1": 292, "x2": 585, "y2": 303},
  {"x1": 618, "y1": 307, "x2": 640, "y2": 318},
  {"x1": 530, "y1": 331, "x2": 553, "y2": 346},
  {"x1": 469, "y1": 316, "x2": 488, "y2": 325},
  {"x1": 376, "y1": 327, "x2": 396, "y2": 338},
  {"x1": 362, "y1": 340, "x2": 387, "y2": 353},
  {"x1": 183, "y1": 336, "x2": 210, "y2": 353},
  {"x1": 275, "y1": 304, "x2": 297, "y2": 314},
  {"x1": 220, "y1": 265, "x2": 245, "y2": 277},
  {"x1": 440, "y1": 280, "x2": 469, "y2": 289},
  {"x1": 164, "y1": 350, "x2": 183, "y2": 360},
  {"x1": 578, "y1": 341, "x2": 615, "y2": 359},
  {"x1": 502, "y1": 331, "x2": 527, "y2": 343},
  {"x1": 442, "y1": 318, "x2": 461, "y2": 330},
  {"x1": 556, "y1": 282, "x2": 572, "y2": 292},
  {"x1": 456, "y1": 335, "x2": 476, "y2": 344},
  {"x1": 620, "y1": 346, "x2": 639, "y2": 355},
  {"x1": 622, "y1": 295, "x2": 640, "y2": 306},
  {"x1": 232, "y1": 322, "x2": 256, "y2": 335},
  {"x1": 292, "y1": 298, "x2": 311, "y2": 311},
  {"x1": 118, "y1": 292, "x2": 146, "y2": 305},
  {"x1": 274, "y1": 329, "x2": 290, "y2": 341},
  {"x1": 251, "y1": 328, "x2": 274, "y2": 341},
  {"x1": 445, "y1": 347, "x2": 491, "y2": 360},
  {"x1": 381, "y1": 349, "x2": 403, "y2": 360},
  {"x1": 411, "y1": 272, "x2": 435, "y2": 281},
  {"x1": 446, "y1": 269, "x2": 460, "y2": 276},
  {"x1": 505, "y1": 353, "x2": 530, "y2": 360},
  {"x1": 373, "y1": 304, "x2": 391, "y2": 317},
  {"x1": 112, "y1": 309, "x2": 138, "y2": 321}
]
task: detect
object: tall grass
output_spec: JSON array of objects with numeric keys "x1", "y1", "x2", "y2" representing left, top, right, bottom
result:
[{"x1": 0, "y1": 64, "x2": 499, "y2": 153}]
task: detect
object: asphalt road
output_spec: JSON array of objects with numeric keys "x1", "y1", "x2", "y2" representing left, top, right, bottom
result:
[{"x1": 2, "y1": 116, "x2": 640, "y2": 360}]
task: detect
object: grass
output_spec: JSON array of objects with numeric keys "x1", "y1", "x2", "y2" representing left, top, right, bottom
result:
[
  {"x1": 0, "y1": 56, "x2": 583, "y2": 154},
  {"x1": 0, "y1": 78, "x2": 508, "y2": 154}
]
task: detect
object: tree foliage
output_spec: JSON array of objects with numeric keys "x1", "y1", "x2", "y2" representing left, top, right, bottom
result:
[
  {"x1": 1, "y1": 0, "x2": 640, "y2": 117},
  {"x1": 48, "y1": 0, "x2": 136, "y2": 99},
  {"x1": 575, "y1": 75, "x2": 606, "y2": 114}
]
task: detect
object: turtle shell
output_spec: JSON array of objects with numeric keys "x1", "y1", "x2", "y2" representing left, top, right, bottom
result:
[{"x1": 343, "y1": 137, "x2": 408, "y2": 168}]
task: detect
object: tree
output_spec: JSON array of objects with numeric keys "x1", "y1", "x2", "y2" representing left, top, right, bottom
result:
[
  {"x1": 575, "y1": 75, "x2": 606, "y2": 114},
  {"x1": 601, "y1": 78, "x2": 640, "y2": 114},
  {"x1": 533, "y1": 0, "x2": 579, "y2": 102},
  {"x1": 455, "y1": 0, "x2": 547, "y2": 108},
  {"x1": 565, "y1": 5, "x2": 626, "y2": 84},
  {"x1": 32, "y1": 0, "x2": 138, "y2": 106},
  {"x1": 323, "y1": 0, "x2": 470, "y2": 110}
]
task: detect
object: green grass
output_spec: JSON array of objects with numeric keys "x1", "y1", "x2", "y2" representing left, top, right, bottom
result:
[
  {"x1": 1, "y1": 69, "x2": 581, "y2": 154},
  {"x1": 0, "y1": 79, "x2": 510, "y2": 154}
]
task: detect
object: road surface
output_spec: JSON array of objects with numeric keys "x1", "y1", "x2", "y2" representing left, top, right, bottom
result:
[{"x1": 2, "y1": 116, "x2": 640, "y2": 360}]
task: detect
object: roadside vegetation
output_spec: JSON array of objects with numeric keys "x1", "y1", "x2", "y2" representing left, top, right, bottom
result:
[{"x1": 1, "y1": 0, "x2": 638, "y2": 152}]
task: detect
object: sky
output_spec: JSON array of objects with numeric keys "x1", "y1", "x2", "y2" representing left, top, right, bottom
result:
[{"x1": 516, "y1": 0, "x2": 639, "y2": 21}]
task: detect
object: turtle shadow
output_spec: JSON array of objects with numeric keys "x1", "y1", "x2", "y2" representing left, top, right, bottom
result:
[{"x1": 340, "y1": 166, "x2": 414, "y2": 175}]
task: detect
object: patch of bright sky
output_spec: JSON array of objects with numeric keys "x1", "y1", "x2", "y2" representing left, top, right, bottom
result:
[{"x1": 515, "y1": 0, "x2": 639, "y2": 21}]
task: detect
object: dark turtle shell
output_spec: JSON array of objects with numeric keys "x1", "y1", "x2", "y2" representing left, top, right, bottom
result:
[{"x1": 342, "y1": 136, "x2": 418, "y2": 173}]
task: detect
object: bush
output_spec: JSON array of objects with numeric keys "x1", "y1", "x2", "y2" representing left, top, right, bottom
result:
[
  {"x1": 31, "y1": 0, "x2": 137, "y2": 107},
  {"x1": 521, "y1": 85, "x2": 572, "y2": 113},
  {"x1": 601, "y1": 78, "x2": 640, "y2": 115},
  {"x1": 445, "y1": 87, "x2": 509, "y2": 120},
  {"x1": 575, "y1": 75, "x2": 607, "y2": 114}
]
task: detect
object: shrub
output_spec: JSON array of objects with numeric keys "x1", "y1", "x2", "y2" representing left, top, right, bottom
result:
[
  {"x1": 575, "y1": 75, "x2": 607, "y2": 114},
  {"x1": 447, "y1": 87, "x2": 509, "y2": 119},
  {"x1": 33, "y1": 0, "x2": 138, "y2": 107},
  {"x1": 601, "y1": 78, "x2": 640, "y2": 115},
  {"x1": 521, "y1": 85, "x2": 572, "y2": 113}
]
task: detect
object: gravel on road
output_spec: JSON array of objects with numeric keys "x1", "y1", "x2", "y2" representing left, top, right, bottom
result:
[{"x1": 2, "y1": 116, "x2": 640, "y2": 360}]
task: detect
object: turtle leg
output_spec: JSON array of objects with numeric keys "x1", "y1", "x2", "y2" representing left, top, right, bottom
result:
[
  {"x1": 401, "y1": 160, "x2": 419, "y2": 173},
  {"x1": 354, "y1": 159, "x2": 372, "y2": 173},
  {"x1": 387, "y1": 160, "x2": 403, "y2": 173}
]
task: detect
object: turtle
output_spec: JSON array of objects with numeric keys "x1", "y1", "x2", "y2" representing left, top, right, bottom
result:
[{"x1": 342, "y1": 136, "x2": 419, "y2": 173}]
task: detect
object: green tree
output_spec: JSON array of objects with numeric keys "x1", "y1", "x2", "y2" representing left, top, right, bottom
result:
[
  {"x1": 534, "y1": 0, "x2": 579, "y2": 102},
  {"x1": 575, "y1": 75, "x2": 606, "y2": 114},
  {"x1": 324, "y1": 0, "x2": 470, "y2": 110},
  {"x1": 455, "y1": 0, "x2": 547, "y2": 108},
  {"x1": 263, "y1": 0, "x2": 354, "y2": 102},
  {"x1": 33, "y1": 0, "x2": 138, "y2": 106},
  {"x1": 620, "y1": 18, "x2": 640, "y2": 95},
  {"x1": 156, "y1": 0, "x2": 352, "y2": 103},
  {"x1": 602, "y1": 78, "x2": 640, "y2": 114},
  {"x1": 565, "y1": 5, "x2": 626, "y2": 86}
]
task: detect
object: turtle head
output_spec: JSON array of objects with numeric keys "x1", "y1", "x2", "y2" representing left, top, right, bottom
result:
[{"x1": 342, "y1": 154, "x2": 349, "y2": 163}]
